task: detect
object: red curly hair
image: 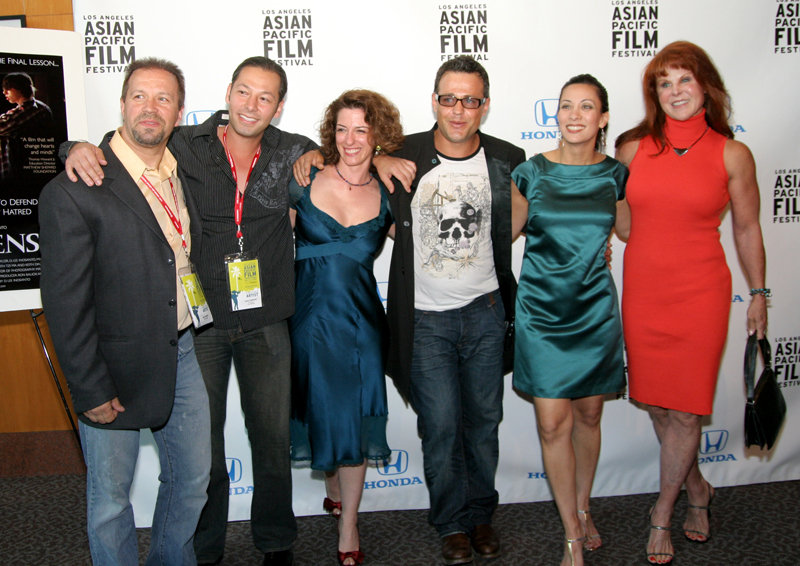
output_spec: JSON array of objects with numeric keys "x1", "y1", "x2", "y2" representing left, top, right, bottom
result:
[
  {"x1": 616, "y1": 41, "x2": 733, "y2": 152},
  {"x1": 319, "y1": 89, "x2": 404, "y2": 165}
]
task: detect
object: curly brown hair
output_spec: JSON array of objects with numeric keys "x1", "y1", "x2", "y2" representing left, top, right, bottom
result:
[
  {"x1": 319, "y1": 90, "x2": 404, "y2": 165},
  {"x1": 616, "y1": 41, "x2": 733, "y2": 152}
]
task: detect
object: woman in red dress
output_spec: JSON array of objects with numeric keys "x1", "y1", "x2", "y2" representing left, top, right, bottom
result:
[{"x1": 615, "y1": 41, "x2": 768, "y2": 564}]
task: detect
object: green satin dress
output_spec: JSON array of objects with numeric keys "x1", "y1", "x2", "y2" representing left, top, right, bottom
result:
[{"x1": 512, "y1": 154, "x2": 627, "y2": 398}]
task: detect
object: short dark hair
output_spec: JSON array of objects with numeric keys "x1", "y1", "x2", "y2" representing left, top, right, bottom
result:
[
  {"x1": 2, "y1": 72, "x2": 34, "y2": 98},
  {"x1": 230, "y1": 57, "x2": 288, "y2": 102},
  {"x1": 319, "y1": 90, "x2": 404, "y2": 165},
  {"x1": 560, "y1": 73, "x2": 610, "y2": 152},
  {"x1": 433, "y1": 56, "x2": 490, "y2": 98},
  {"x1": 121, "y1": 57, "x2": 185, "y2": 108}
]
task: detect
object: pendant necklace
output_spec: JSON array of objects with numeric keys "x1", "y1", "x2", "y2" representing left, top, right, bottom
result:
[
  {"x1": 666, "y1": 125, "x2": 709, "y2": 156},
  {"x1": 335, "y1": 165, "x2": 373, "y2": 190}
]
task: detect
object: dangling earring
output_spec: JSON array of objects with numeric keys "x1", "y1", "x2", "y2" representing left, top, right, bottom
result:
[{"x1": 598, "y1": 129, "x2": 607, "y2": 154}]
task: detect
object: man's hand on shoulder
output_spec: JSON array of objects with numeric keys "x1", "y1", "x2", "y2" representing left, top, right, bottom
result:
[
  {"x1": 65, "y1": 142, "x2": 108, "y2": 186},
  {"x1": 292, "y1": 149, "x2": 325, "y2": 187},
  {"x1": 83, "y1": 397, "x2": 125, "y2": 424},
  {"x1": 373, "y1": 154, "x2": 416, "y2": 193}
]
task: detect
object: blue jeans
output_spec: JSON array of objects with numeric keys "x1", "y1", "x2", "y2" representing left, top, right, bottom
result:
[
  {"x1": 80, "y1": 330, "x2": 211, "y2": 566},
  {"x1": 410, "y1": 291, "x2": 506, "y2": 537},
  {"x1": 192, "y1": 321, "x2": 295, "y2": 562}
]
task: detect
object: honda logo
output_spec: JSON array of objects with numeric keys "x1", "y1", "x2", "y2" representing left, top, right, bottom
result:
[
  {"x1": 226, "y1": 457, "x2": 243, "y2": 483},
  {"x1": 534, "y1": 99, "x2": 559, "y2": 127},
  {"x1": 376, "y1": 450, "x2": 408, "y2": 476},
  {"x1": 699, "y1": 430, "x2": 729, "y2": 455}
]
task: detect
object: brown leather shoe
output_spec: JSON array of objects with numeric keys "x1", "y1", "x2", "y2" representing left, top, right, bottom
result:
[
  {"x1": 441, "y1": 533, "x2": 474, "y2": 565},
  {"x1": 471, "y1": 524, "x2": 500, "y2": 558}
]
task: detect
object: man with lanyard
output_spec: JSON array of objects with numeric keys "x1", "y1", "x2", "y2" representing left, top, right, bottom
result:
[
  {"x1": 62, "y1": 56, "x2": 316, "y2": 566},
  {"x1": 40, "y1": 58, "x2": 211, "y2": 565}
]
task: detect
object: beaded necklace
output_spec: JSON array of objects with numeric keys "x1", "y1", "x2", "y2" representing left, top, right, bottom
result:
[{"x1": 335, "y1": 165, "x2": 373, "y2": 190}]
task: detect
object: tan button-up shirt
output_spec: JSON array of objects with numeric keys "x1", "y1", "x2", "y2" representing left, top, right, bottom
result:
[{"x1": 110, "y1": 130, "x2": 192, "y2": 331}]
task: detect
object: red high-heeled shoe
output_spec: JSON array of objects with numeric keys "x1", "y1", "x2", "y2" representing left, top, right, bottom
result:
[
  {"x1": 323, "y1": 497, "x2": 342, "y2": 519},
  {"x1": 337, "y1": 549, "x2": 364, "y2": 566}
]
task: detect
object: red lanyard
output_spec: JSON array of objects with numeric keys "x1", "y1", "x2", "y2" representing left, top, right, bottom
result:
[
  {"x1": 223, "y1": 125, "x2": 261, "y2": 243},
  {"x1": 140, "y1": 174, "x2": 187, "y2": 252}
]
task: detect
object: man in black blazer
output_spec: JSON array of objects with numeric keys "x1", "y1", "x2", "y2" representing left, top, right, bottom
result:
[
  {"x1": 384, "y1": 57, "x2": 524, "y2": 565},
  {"x1": 39, "y1": 58, "x2": 211, "y2": 565},
  {"x1": 61, "y1": 57, "x2": 315, "y2": 566}
]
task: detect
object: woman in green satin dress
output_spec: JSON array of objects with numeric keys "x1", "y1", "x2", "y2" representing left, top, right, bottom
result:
[{"x1": 509, "y1": 74, "x2": 629, "y2": 566}]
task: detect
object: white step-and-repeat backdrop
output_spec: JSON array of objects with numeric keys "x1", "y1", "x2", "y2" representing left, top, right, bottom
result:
[{"x1": 68, "y1": 0, "x2": 799, "y2": 526}]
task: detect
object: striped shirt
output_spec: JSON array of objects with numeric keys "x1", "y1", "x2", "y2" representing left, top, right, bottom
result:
[{"x1": 168, "y1": 111, "x2": 316, "y2": 331}]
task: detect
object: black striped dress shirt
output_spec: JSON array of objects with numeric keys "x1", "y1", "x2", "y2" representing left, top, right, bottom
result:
[{"x1": 170, "y1": 110, "x2": 317, "y2": 331}]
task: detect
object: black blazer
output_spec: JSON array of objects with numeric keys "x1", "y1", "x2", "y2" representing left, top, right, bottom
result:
[
  {"x1": 39, "y1": 138, "x2": 197, "y2": 430},
  {"x1": 385, "y1": 127, "x2": 525, "y2": 401}
]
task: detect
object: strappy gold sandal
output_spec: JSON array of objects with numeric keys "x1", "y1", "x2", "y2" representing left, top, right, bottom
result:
[
  {"x1": 564, "y1": 536, "x2": 586, "y2": 566},
  {"x1": 577, "y1": 509, "x2": 602, "y2": 551},
  {"x1": 646, "y1": 507, "x2": 674, "y2": 565},
  {"x1": 684, "y1": 482, "x2": 714, "y2": 543}
]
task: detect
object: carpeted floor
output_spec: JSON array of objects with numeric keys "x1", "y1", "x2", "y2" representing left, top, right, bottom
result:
[{"x1": 1, "y1": 472, "x2": 797, "y2": 565}]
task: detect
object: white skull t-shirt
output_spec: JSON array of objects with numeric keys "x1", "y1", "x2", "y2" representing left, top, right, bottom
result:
[{"x1": 411, "y1": 146, "x2": 498, "y2": 310}]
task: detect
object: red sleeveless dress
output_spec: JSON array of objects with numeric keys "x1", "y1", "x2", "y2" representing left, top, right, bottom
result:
[{"x1": 623, "y1": 111, "x2": 731, "y2": 415}]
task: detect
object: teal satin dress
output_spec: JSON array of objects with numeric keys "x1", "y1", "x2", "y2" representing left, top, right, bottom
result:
[
  {"x1": 512, "y1": 154, "x2": 627, "y2": 398},
  {"x1": 288, "y1": 169, "x2": 392, "y2": 471}
]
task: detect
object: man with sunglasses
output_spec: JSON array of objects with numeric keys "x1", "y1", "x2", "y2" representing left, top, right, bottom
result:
[{"x1": 384, "y1": 55, "x2": 525, "y2": 565}]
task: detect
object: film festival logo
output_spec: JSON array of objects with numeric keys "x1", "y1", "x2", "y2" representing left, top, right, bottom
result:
[
  {"x1": 775, "y1": 0, "x2": 800, "y2": 54},
  {"x1": 615, "y1": 364, "x2": 630, "y2": 401},
  {"x1": 438, "y1": 5, "x2": 489, "y2": 62},
  {"x1": 771, "y1": 167, "x2": 800, "y2": 224},
  {"x1": 82, "y1": 14, "x2": 136, "y2": 74},
  {"x1": 610, "y1": 0, "x2": 659, "y2": 58},
  {"x1": 262, "y1": 8, "x2": 314, "y2": 67},
  {"x1": 775, "y1": 335, "x2": 800, "y2": 389}
]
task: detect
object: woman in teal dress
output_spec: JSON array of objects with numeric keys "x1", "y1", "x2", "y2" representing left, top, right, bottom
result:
[
  {"x1": 510, "y1": 74, "x2": 628, "y2": 566},
  {"x1": 288, "y1": 90, "x2": 404, "y2": 566}
]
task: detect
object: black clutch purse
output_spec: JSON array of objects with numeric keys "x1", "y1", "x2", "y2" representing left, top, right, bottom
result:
[{"x1": 743, "y1": 334, "x2": 786, "y2": 449}]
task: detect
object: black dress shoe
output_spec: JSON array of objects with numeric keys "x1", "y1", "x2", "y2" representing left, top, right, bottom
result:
[
  {"x1": 471, "y1": 524, "x2": 500, "y2": 558},
  {"x1": 263, "y1": 549, "x2": 294, "y2": 566},
  {"x1": 442, "y1": 533, "x2": 474, "y2": 565}
]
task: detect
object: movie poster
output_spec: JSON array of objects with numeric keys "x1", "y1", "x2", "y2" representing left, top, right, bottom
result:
[{"x1": 0, "y1": 52, "x2": 68, "y2": 292}]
